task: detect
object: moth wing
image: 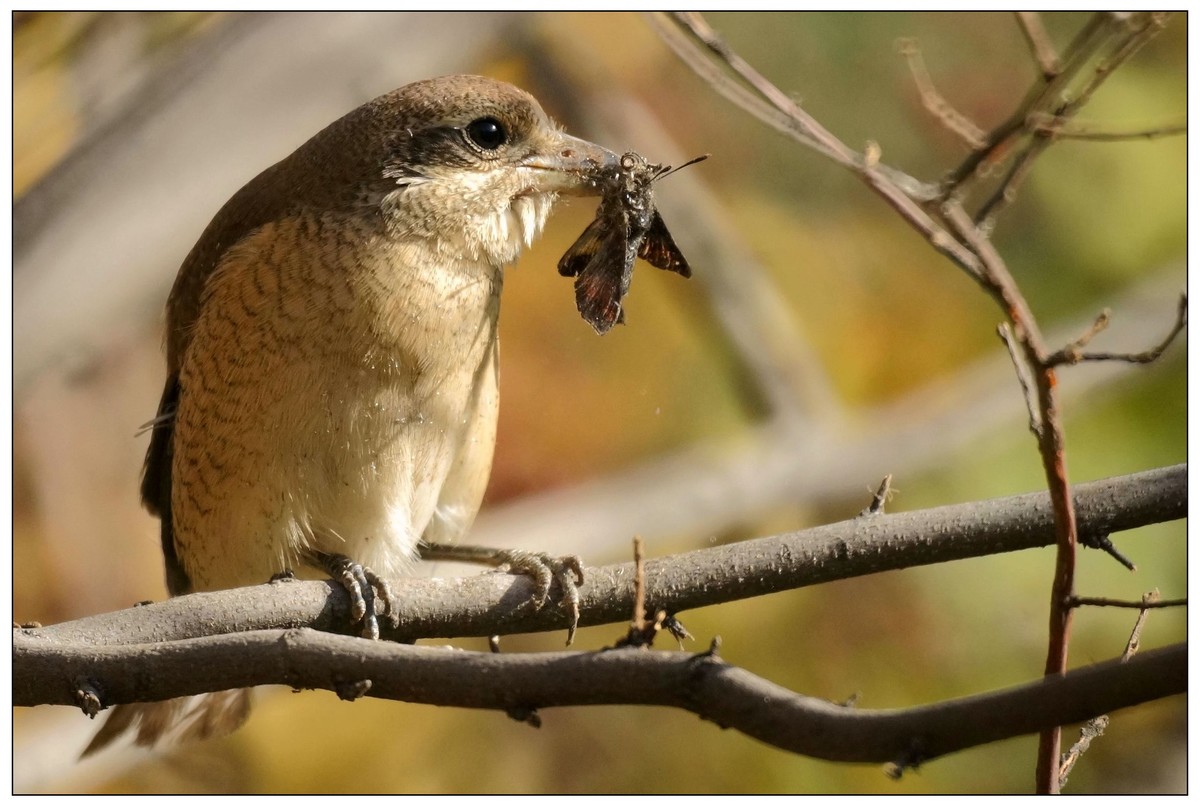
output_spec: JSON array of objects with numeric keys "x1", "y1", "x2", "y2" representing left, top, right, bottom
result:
[
  {"x1": 558, "y1": 216, "x2": 608, "y2": 277},
  {"x1": 637, "y1": 211, "x2": 692, "y2": 278},
  {"x1": 574, "y1": 224, "x2": 632, "y2": 335}
]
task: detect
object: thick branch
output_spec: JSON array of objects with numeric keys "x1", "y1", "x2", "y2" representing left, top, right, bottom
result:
[
  {"x1": 20, "y1": 464, "x2": 1185, "y2": 648},
  {"x1": 12, "y1": 627, "x2": 1186, "y2": 766}
]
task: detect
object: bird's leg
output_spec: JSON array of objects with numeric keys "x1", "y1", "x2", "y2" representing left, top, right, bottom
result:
[
  {"x1": 316, "y1": 552, "x2": 396, "y2": 640},
  {"x1": 419, "y1": 543, "x2": 585, "y2": 644}
]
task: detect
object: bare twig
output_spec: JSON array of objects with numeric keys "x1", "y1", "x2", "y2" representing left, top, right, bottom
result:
[
  {"x1": 998, "y1": 323, "x2": 1043, "y2": 438},
  {"x1": 942, "y1": 12, "x2": 1112, "y2": 194},
  {"x1": 632, "y1": 536, "x2": 647, "y2": 631},
  {"x1": 644, "y1": 13, "x2": 838, "y2": 162},
  {"x1": 615, "y1": 536, "x2": 668, "y2": 649},
  {"x1": 1028, "y1": 114, "x2": 1186, "y2": 141},
  {"x1": 1122, "y1": 590, "x2": 1163, "y2": 661},
  {"x1": 1069, "y1": 13, "x2": 1170, "y2": 110},
  {"x1": 1080, "y1": 532, "x2": 1137, "y2": 572},
  {"x1": 1048, "y1": 294, "x2": 1187, "y2": 367},
  {"x1": 1015, "y1": 12, "x2": 1062, "y2": 80},
  {"x1": 898, "y1": 39, "x2": 986, "y2": 148},
  {"x1": 1059, "y1": 589, "x2": 1164, "y2": 788},
  {"x1": 975, "y1": 12, "x2": 1170, "y2": 228},
  {"x1": 655, "y1": 12, "x2": 974, "y2": 273},
  {"x1": 947, "y1": 180, "x2": 1080, "y2": 800},
  {"x1": 858, "y1": 474, "x2": 894, "y2": 517},
  {"x1": 1058, "y1": 715, "x2": 1110, "y2": 789},
  {"x1": 1069, "y1": 594, "x2": 1184, "y2": 611}
]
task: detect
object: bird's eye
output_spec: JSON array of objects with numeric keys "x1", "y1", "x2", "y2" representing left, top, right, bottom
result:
[{"x1": 465, "y1": 117, "x2": 507, "y2": 151}]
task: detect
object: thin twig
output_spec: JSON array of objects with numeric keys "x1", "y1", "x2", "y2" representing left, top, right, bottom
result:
[
  {"x1": 859, "y1": 474, "x2": 894, "y2": 517},
  {"x1": 1028, "y1": 114, "x2": 1186, "y2": 141},
  {"x1": 1122, "y1": 590, "x2": 1163, "y2": 661},
  {"x1": 898, "y1": 38, "x2": 986, "y2": 148},
  {"x1": 975, "y1": 13, "x2": 1170, "y2": 227},
  {"x1": 632, "y1": 536, "x2": 647, "y2": 631},
  {"x1": 658, "y1": 12, "x2": 968, "y2": 260},
  {"x1": 942, "y1": 12, "x2": 1112, "y2": 194},
  {"x1": 1079, "y1": 532, "x2": 1137, "y2": 571},
  {"x1": 943, "y1": 202, "x2": 1080, "y2": 795},
  {"x1": 1048, "y1": 294, "x2": 1187, "y2": 367},
  {"x1": 1070, "y1": 13, "x2": 1171, "y2": 111},
  {"x1": 1059, "y1": 589, "x2": 1163, "y2": 788},
  {"x1": 1015, "y1": 12, "x2": 1062, "y2": 80},
  {"x1": 1058, "y1": 716, "x2": 1109, "y2": 789},
  {"x1": 645, "y1": 13, "x2": 838, "y2": 162},
  {"x1": 998, "y1": 323, "x2": 1043, "y2": 438},
  {"x1": 974, "y1": 137, "x2": 1054, "y2": 233},
  {"x1": 1069, "y1": 594, "x2": 1185, "y2": 611}
]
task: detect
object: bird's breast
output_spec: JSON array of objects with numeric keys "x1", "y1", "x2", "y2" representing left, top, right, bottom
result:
[{"x1": 171, "y1": 213, "x2": 503, "y2": 588}]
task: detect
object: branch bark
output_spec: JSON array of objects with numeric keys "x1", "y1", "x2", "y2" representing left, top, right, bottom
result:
[
  {"x1": 17, "y1": 464, "x2": 1184, "y2": 649},
  {"x1": 12, "y1": 626, "x2": 1186, "y2": 766}
]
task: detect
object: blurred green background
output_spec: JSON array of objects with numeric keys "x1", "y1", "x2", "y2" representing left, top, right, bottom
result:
[{"x1": 12, "y1": 11, "x2": 1186, "y2": 794}]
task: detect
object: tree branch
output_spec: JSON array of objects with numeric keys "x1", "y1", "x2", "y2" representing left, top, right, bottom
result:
[
  {"x1": 12, "y1": 625, "x2": 1186, "y2": 766},
  {"x1": 16, "y1": 464, "x2": 1184, "y2": 649},
  {"x1": 646, "y1": 14, "x2": 1183, "y2": 789}
]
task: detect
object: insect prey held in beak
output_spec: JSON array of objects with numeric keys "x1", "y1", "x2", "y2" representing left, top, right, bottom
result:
[{"x1": 558, "y1": 152, "x2": 708, "y2": 334}]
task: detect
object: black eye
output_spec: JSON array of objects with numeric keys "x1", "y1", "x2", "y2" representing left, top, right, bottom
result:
[{"x1": 465, "y1": 117, "x2": 507, "y2": 150}]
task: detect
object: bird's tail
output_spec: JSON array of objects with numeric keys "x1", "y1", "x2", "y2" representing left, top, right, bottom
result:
[{"x1": 81, "y1": 689, "x2": 252, "y2": 757}]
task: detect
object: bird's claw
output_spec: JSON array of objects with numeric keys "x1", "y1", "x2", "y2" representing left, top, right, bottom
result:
[
  {"x1": 493, "y1": 550, "x2": 585, "y2": 645},
  {"x1": 321, "y1": 553, "x2": 396, "y2": 640}
]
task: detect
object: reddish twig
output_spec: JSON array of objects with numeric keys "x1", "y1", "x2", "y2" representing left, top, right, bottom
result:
[{"x1": 943, "y1": 200, "x2": 1080, "y2": 794}]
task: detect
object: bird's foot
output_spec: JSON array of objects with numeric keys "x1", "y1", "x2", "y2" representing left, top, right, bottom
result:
[
  {"x1": 493, "y1": 549, "x2": 585, "y2": 644},
  {"x1": 318, "y1": 553, "x2": 396, "y2": 640},
  {"x1": 420, "y1": 543, "x2": 585, "y2": 645}
]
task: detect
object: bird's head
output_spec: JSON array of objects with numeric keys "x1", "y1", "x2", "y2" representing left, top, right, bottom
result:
[{"x1": 316, "y1": 75, "x2": 617, "y2": 267}]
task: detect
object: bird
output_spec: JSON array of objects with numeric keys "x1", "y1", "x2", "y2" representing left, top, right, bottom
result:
[{"x1": 83, "y1": 74, "x2": 616, "y2": 755}]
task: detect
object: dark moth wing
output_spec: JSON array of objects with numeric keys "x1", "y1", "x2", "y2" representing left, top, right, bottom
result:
[
  {"x1": 637, "y1": 210, "x2": 692, "y2": 278},
  {"x1": 572, "y1": 220, "x2": 632, "y2": 334},
  {"x1": 558, "y1": 216, "x2": 607, "y2": 278},
  {"x1": 559, "y1": 151, "x2": 703, "y2": 333},
  {"x1": 556, "y1": 204, "x2": 631, "y2": 333}
]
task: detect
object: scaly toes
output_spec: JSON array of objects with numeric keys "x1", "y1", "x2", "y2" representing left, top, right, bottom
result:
[{"x1": 320, "y1": 553, "x2": 395, "y2": 639}]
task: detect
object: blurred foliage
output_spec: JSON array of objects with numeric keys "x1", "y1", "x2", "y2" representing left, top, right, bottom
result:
[{"x1": 13, "y1": 11, "x2": 1186, "y2": 795}]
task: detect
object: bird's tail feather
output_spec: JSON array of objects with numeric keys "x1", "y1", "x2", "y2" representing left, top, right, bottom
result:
[{"x1": 81, "y1": 689, "x2": 252, "y2": 757}]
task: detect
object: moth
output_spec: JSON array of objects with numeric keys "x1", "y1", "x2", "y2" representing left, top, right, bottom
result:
[{"x1": 558, "y1": 151, "x2": 707, "y2": 334}]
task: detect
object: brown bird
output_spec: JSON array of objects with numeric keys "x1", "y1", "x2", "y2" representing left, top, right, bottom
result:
[{"x1": 84, "y1": 74, "x2": 615, "y2": 754}]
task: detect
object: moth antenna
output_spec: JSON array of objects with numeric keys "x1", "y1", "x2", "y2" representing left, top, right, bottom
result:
[{"x1": 658, "y1": 154, "x2": 710, "y2": 181}]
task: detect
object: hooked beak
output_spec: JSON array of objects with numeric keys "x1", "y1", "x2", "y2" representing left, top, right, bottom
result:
[{"x1": 520, "y1": 132, "x2": 618, "y2": 197}]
